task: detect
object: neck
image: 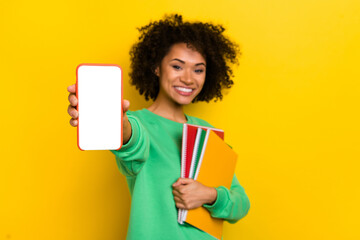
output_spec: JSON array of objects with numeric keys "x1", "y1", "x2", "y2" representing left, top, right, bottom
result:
[{"x1": 147, "y1": 95, "x2": 187, "y2": 123}]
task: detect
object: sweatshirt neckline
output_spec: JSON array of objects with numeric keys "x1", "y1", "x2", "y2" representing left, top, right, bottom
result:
[{"x1": 142, "y1": 108, "x2": 191, "y2": 125}]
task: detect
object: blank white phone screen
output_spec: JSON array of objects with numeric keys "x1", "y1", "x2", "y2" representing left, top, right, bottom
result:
[{"x1": 77, "y1": 65, "x2": 122, "y2": 150}]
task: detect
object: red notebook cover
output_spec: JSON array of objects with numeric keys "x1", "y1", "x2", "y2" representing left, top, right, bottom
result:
[
  {"x1": 183, "y1": 125, "x2": 198, "y2": 178},
  {"x1": 183, "y1": 124, "x2": 224, "y2": 178}
]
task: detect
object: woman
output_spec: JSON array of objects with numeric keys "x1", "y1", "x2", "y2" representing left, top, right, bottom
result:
[{"x1": 67, "y1": 14, "x2": 250, "y2": 240}]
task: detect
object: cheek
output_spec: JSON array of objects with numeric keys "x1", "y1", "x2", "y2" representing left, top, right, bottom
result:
[{"x1": 198, "y1": 76, "x2": 206, "y2": 89}]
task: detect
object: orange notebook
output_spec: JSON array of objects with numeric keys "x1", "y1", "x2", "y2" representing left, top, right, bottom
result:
[{"x1": 185, "y1": 130, "x2": 237, "y2": 240}]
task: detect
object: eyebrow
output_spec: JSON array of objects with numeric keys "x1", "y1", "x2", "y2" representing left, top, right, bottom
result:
[{"x1": 170, "y1": 58, "x2": 206, "y2": 67}]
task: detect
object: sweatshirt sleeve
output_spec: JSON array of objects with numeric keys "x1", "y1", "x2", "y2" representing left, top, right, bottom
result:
[
  {"x1": 203, "y1": 174, "x2": 250, "y2": 223},
  {"x1": 109, "y1": 113, "x2": 150, "y2": 177}
]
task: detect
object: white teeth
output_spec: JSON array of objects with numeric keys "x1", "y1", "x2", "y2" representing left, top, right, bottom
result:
[{"x1": 175, "y1": 87, "x2": 193, "y2": 93}]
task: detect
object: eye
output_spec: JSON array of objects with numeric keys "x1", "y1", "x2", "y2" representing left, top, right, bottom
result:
[
  {"x1": 195, "y1": 69, "x2": 204, "y2": 73},
  {"x1": 172, "y1": 65, "x2": 181, "y2": 70}
]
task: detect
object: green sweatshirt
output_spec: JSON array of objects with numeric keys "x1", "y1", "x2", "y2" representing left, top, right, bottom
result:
[{"x1": 110, "y1": 109, "x2": 250, "y2": 240}]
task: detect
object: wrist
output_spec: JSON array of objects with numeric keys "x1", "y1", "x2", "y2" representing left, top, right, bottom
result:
[
  {"x1": 123, "y1": 118, "x2": 132, "y2": 144},
  {"x1": 205, "y1": 187, "x2": 217, "y2": 205}
]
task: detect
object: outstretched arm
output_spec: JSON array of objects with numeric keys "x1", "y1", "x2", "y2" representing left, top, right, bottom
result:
[{"x1": 67, "y1": 83, "x2": 149, "y2": 176}]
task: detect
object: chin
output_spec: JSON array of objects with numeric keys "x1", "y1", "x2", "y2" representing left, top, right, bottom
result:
[
  {"x1": 175, "y1": 97, "x2": 196, "y2": 106},
  {"x1": 172, "y1": 91, "x2": 199, "y2": 105}
]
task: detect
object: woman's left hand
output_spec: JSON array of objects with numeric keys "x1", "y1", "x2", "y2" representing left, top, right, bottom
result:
[{"x1": 172, "y1": 178, "x2": 217, "y2": 210}]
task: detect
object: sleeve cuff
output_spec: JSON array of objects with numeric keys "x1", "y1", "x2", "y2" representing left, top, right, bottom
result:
[{"x1": 203, "y1": 186, "x2": 229, "y2": 214}]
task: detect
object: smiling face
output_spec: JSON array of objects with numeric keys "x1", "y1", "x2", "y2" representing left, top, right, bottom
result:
[{"x1": 155, "y1": 42, "x2": 206, "y2": 106}]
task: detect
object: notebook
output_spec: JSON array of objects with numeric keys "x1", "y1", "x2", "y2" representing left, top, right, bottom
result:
[
  {"x1": 183, "y1": 130, "x2": 238, "y2": 240},
  {"x1": 181, "y1": 124, "x2": 224, "y2": 179},
  {"x1": 179, "y1": 124, "x2": 224, "y2": 223},
  {"x1": 188, "y1": 128, "x2": 207, "y2": 179}
]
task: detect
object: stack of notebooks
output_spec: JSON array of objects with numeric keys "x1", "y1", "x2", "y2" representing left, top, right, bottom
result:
[{"x1": 178, "y1": 124, "x2": 238, "y2": 240}]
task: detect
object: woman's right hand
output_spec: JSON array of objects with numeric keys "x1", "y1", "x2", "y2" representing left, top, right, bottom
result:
[
  {"x1": 67, "y1": 84, "x2": 132, "y2": 144},
  {"x1": 67, "y1": 84, "x2": 79, "y2": 127}
]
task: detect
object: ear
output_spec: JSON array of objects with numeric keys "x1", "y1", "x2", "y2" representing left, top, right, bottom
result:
[{"x1": 154, "y1": 66, "x2": 160, "y2": 77}]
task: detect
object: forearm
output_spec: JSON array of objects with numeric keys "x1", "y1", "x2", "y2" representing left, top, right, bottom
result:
[
  {"x1": 110, "y1": 113, "x2": 150, "y2": 176},
  {"x1": 203, "y1": 175, "x2": 250, "y2": 223},
  {"x1": 122, "y1": 114, "x2": 132, "y2": 144}
]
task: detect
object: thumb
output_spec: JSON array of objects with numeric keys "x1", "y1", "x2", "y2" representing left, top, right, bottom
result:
[{"x1": 123, "y1": 99, "x2": 130, "y2": 113}]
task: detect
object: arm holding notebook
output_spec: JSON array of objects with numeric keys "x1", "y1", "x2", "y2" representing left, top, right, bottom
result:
[
  {"x1": 203, "y1": 175, "x2": 250, "y2": 223},
  {"x1": 172, "y1": 174, "x2": 250, "y2": 223}
]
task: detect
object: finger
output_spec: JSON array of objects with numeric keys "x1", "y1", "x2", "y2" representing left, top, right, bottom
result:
[
  {"x1": 67, "y1": 104, "x2": 78, "y2": 118},
  {"x1": 172, "y1": 177, "x2": 184, "y2": 187},
  {"x1": 172, "y1": 183, "x2": 182, "y2": 192},
  {"x1": 173, "y1": 178, "x2": 193, "y2": 187},
  {"x1": 181, "y1": 178, "x2": 195, "y2": 183},
  {"x1": 173, "y1": 185, "x2": 188, "y2": 195},
  {"x1": 175, "y1": 202, "x2": 185, "y2": 209},
  {"x1": 173, "y1": 185, "x2": 187, "y2": 195},
  {"x1": 67, "y1": 84, "x2": 76, "y2": 93},
  {"x1": 68, "y1": 105, "x2": 78, "y2": 119},
  {"x1": 172, "y1": 181, "x2": 180, "y2": 187},
  {"x1": 68, "y1": 93, "x2": 78, "y2": 107},
  {"x1": 172, "y1": 189, "x2": 182, "y2": 197},
  {"x1": 123, "y1": 99, "x2": 130, "y2": 113},
  {"x1": 70, "y1": 118, "x2": 78, "y2": 127},
  {"x1": 174, "y1": 196, "x2": 184, "y2": 204}
]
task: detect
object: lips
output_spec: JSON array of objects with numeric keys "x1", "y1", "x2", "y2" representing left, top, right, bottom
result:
[
  {"x1": 174, "y1": 86, "x2": 195, "y2": 96},
  {"x1": 174, "y1": 86, "x2": 193, "y2": 92}
]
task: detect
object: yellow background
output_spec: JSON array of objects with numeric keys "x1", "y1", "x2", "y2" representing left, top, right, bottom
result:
[{"x1": 1, "y1": 0, "x2": 359, "y2": 239}]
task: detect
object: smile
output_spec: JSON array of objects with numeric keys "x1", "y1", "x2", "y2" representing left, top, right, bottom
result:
[
  {"x1": 173, "y1": 86, "x2": 195, "y2": 96},
  {"x1": 174, "y1": 86, "x2": 194, "y2": 93}
]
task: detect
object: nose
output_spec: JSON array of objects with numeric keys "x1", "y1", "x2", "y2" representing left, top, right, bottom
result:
[{"x1": 180, "y1": 69, "x2": 193, "y2": 85}]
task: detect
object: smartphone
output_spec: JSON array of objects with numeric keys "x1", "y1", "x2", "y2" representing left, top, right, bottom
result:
[{"x1": 76, "y1": 64, "x2": 123, "y2": 150}]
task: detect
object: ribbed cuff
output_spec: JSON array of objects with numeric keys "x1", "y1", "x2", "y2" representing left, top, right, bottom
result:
[{"x1": 203, "y1": 186, "x2": 229, "y2": 215}]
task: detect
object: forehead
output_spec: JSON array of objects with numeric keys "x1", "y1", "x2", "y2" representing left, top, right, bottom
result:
[{"x1": 163, "y1": 43, "x2": 206, "y2": 64}]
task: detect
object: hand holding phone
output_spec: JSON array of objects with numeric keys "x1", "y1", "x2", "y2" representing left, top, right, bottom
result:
[
  {"x1": 75, "y1": 64, "x2": 123, "y2": 150},
  {"x1": 67, "y1": 85, "x2": 132, "y2": 146}
]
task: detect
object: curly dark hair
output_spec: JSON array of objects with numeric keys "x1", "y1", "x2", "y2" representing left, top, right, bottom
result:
[{"x1": 129, "y1": 14, "x2": 240, "y2": 102}]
